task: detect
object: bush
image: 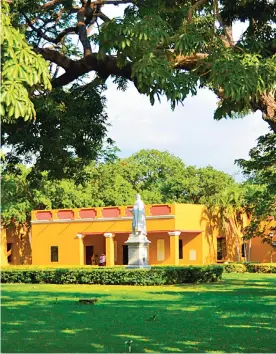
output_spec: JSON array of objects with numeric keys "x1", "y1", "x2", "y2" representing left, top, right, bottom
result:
[
  {"x1": 223, "y1": 262, "x2": 276, "y2": 273},
  {"x1": 0, "y1": 265, "x2": 223, "y2": 285},
  {"x1": 224, "y1": 263, "x2": 247, "y2": 273},
  {"x1": 246, "y1": 263, "x2": 276, "y2": 274}
]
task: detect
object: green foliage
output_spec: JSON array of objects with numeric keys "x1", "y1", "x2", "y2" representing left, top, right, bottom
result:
[
  {"x1": 236, "y1": 133, "x2": 276, "y2": 192},
  {"x1": 236, "y1": 133, "x2": 276, "y2": 243},
  {"x1": 0, "y1": 2, "x2": 51, "y2": 122},
  {"x1": 1, "y1": 84, "x2": 111, "y2": 180},
  {"x1": 1, "y1": 165, "x2": 95, "y2": 226},
  {"x1": 0, "y1": 265, "x2": 223, "y2": 285},
  {"x1": 1, "y1": 149, "x2": 242, "y2": 225},
  {"x1": 5, "y1": 0, "x2": 276, "y2": 125},
  {"x1": 224, "y1": 262, "x2": 276, "y2": 274},
  {"x1": 224, "y1": 263, "x2": 247, "y2": 273}
]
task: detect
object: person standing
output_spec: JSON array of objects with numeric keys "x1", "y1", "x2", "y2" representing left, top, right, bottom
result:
[{"x1": 99, "y1": 253, "x2": 106, "y2": 266}]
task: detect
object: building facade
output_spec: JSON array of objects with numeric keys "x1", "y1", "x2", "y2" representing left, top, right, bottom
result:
[{"x1": 2, "y1": 203, "x2": 276, "y2": 266}]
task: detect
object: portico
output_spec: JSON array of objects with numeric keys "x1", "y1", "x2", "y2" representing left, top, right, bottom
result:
[{"x1": 31, "y1": 203, "x2": 209, "y2": 266}]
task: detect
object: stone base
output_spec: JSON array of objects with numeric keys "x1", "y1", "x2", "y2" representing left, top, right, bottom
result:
[
  {"x1": 126, "y1": 265, "x2": 151, "y2": 269},
  {"x1": 125, "y1": 232, "x2": 151, "y2": 269}
]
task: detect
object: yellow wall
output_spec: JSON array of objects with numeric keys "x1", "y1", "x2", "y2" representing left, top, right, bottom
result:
[
  {"x1": 249, "y1": 237, "x2": 276, "y2": 263},
  {"x1": 31, "y1": 205, "x2": 176, "y2": 266},
  {"x1": 3, "y1": 203, "x2": 274, "y2": 266},
  {"x1": 148, "y1": 233, "x2": 171, "y2": 265},
  {"x1": 1, "y1": 225, "x2": 32, "y2": 266}
]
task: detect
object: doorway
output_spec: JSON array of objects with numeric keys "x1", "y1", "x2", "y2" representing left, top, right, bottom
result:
[
  {"x1": 123, "y1": 245, "x2": 128, "y2": 265},
  {"x1": 85, "y1": 246, "x2": 94, "y2": 265}
]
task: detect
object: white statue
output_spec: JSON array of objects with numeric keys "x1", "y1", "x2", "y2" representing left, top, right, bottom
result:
[{"x1": 131, "y1": 194, "x2": 147, "y2": 235}]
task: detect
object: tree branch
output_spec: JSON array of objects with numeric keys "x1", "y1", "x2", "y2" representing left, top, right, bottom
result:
[
  {"x1": 97, "y1": 11, "x2": 111, "y2": 22},
  {"x1": 55, "y1": 27, "x2": 78, "y2": 43},
  {"x1": 51, "y1": 53, "x2": 132, "y2": 87},
  {"x1": 22, "y1": 13, "x2": 57, "y2": 43},
  {"x1": 188, "y1": 0, "x2": 208, "y2": 24},
  {"x1": 92, "y1": 0, "x2": 134, "y2": 5},
  {"x1": 41, "y1": 0, "x2": 62, "y2": 10},
  {"x1": 77, "y1": 7, "x2": 92, "y2": 56},
  {"x1": 34, "y1": 48, "x2": 74, "y2": 71},
  {"x1": 42, "y1": 0, "x2": 62, "y2": 10},
  {"x1": 258, "y1": 92, "x2": 276, "y2": 132}
]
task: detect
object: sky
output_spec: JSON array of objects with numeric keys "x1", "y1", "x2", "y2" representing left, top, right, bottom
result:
[
  {"x1": 105, "y1": 83, "x2": 269, "y2": 180},
  {"x1": 100, "y1": 5, "x2": 270, "y2": 181}
]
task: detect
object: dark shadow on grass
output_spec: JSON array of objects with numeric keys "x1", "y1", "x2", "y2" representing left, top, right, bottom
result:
[{"x1": 1, "y1": 276, "x2": 276, "y2": 353}]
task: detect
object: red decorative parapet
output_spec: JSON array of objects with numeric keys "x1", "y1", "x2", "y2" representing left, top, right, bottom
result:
[
  {"x1": 150, "y1": 205, "x2": 171, "y2": 216},
  {"x1": 79, "y1": 209, "x2": 96, "y2": 219},
  {"x1": 36, "y1": 211, "x2": 52, "y2": 220},
  {"x1": 125, "y1": 207, "x2": 133, "y2": 217},
  {"x1": 57, "y1": 210, "x2": 74, "y2": 219},
  {"x1": 102, "y1": 207, "x2": 120, "y2": 218}
]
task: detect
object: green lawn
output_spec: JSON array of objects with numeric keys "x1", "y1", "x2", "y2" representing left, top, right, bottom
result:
[{"x1": 1, "y1": 273, "x2": 276, "y2": 353}]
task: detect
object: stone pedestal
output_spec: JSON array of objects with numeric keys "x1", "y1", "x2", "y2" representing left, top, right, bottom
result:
[{"x1": 125, "y1": 232, "x2": 151, "y2": 269}]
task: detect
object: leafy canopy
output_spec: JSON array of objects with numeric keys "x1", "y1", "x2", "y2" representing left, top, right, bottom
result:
[
  {"x1": 1, "y1": 2, "x2": 51, "y2": 122},
  {"x1": 7, "y1": 0, "x2": 276, "y2": 130}
]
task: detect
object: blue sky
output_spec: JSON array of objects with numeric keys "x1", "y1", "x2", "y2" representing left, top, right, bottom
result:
[
  {"x1": 101, "y1": 5, "x2": 269, "y2": 180},
  {"x1": 105, "y1": 82, "x2": 269, "y2": 180}
]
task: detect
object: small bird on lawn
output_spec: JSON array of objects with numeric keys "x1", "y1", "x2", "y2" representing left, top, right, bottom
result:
[
  {"x1": 146, "y1": 314, "x2": 157, "y2": 321},
  {"x1": 125, "y1": 340, "x2": 133, "y2": 353}
]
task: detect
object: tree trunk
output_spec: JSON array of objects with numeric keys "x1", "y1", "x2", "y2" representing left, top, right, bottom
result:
[{"x1": 259, "y1": 92, "x2": 276, "y2": 133}]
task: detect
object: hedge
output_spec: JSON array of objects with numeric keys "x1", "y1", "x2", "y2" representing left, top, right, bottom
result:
[
  {"x1": 0, "y1": 265, "x2": 223, "y2": 285},
  {"x1": 224, "y1": 263, "x2": 276, "y2": 274}
]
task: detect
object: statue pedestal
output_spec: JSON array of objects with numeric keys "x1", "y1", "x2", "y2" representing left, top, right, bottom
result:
[{"x1": 125, "y1": 232, "x2": 151, "y2": 269}]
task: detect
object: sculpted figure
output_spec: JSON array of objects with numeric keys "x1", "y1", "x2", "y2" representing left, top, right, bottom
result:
[{"x1": 131, "y1": 194, "x2": 147, "y2": 235}]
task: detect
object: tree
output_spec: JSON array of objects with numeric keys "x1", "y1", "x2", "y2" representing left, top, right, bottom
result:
[
  {"x1": 9, "y1": 0, "x2": 276, "y2": 132},
  {"x1": 163, "y1": 165, "x2": 236, "y2": 204},
  {"x1": 1, "y1": 164, "x2": 90, "y2": 226},
  {"x1": 119, "y1": 149, "x2": 186, "y2": 203},
  {"x1": 236, "y1": 133, "x2": 276, "y2": 247},
  {"x1": 206, "y1": 184, "x2": 246, "y2": 262},
  {"x1": 1, "y1": 83, "x2": 113, "y2": 180},
  {"x1": 1, "y1": 1, "x2": 51, "y2": 122},
  {"x1": 99, "y1": 149, "x2": 239, "y2": 205},
  {"x1": 236, "y1": 133, "x2": 276, "y2": 193}
]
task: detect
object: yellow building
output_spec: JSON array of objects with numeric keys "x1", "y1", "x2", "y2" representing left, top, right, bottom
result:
[{"x1": 2, "y1": 203, "x2": 276, "y2": 266}]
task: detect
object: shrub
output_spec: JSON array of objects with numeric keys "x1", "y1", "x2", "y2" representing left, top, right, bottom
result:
[
  {"x1": 224, "y1": 263, "x2": 246, "y2": 273},
  {"x1": 0, "y1": 265, "x2": 223, "y2": 285},
  {"x1": 223, "y1": 262, "x2": 276, "y2": 273},
  {"x1": 246, "y1": 263, "x2": 276, "y2": 274}
]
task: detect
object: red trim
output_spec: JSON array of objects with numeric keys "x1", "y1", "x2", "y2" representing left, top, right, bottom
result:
[
  {"x1": 36, "y1": 211, "x2": 52, "y2": 220},
  {"x1": 102, "y1": 207, "x2": 120, "y2": 218},
  {"x1": 150, "y1": 205, "x2": 171, "y2": 216},
  {"x1": 57, "y1": 210, "x2": 74, "y2": 219},
  {"x1": 79, "y1": 209, "x2": 96, "y2": 219}
]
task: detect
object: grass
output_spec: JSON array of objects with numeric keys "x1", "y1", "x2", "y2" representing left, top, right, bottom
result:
[{"x1": 1, "y1": 273, "x2": 276, "y2": 353}]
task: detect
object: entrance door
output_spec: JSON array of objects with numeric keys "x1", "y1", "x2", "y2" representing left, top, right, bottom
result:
[
  {"x1": 85, "y1": 246, "x2": 94, "y2": 265},
  {"x1": 123, "y1": 245, "x2": 128, "y2": 265}
]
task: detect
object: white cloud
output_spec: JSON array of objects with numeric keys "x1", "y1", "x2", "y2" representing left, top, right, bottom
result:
[{"x1": 105, "y1": 81, "x2": 269, "y2": 180}]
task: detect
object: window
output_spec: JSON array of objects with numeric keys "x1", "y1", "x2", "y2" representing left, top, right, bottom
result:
[
  {"x1": 189, "y1": 249, "x2": 196, "y2": 261},
  {"x1": 157, "y1": 239, "x2": 165, "y2": 261},
  {"x1": 217, "y1": 238, "x2": 226, "y2": 261},
  {"x1": 7, "y1": 243, "x2": 12, "y2": 263},
  {"x1": 241, "y1": 243, "x2": 246, "y2": 258},
  {"x1": 179, "y1": 239, "x2": 183, "y2": 259},
  {"x1": 51, "y1": 246, "x2": 58, "y2": 262}
]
